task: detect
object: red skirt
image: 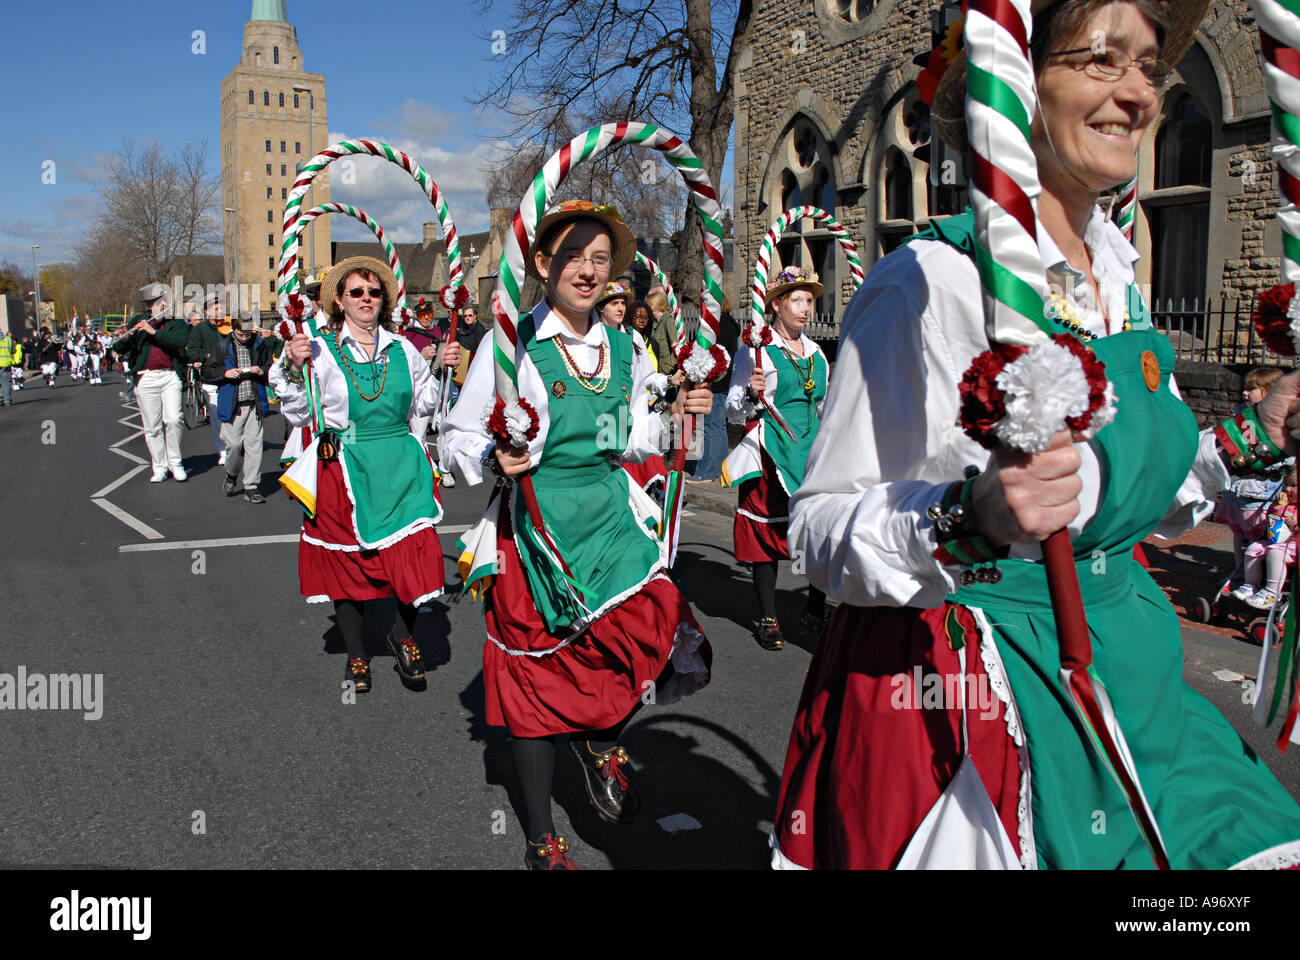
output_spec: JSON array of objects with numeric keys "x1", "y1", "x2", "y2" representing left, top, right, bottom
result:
[
  {"x1": 298, "y1": 457, "x2": 446, "y2": 605},
  {"x1": 483, "y1": 533, "x2": 711, "y2": 738},
  {"x1": 773, "y1": 603, "x2": 1022, "y2": 869},
  {"x1": 734, "y1": 456, "x2": 790, "y2": 562},
  {"x1": 622, "y1": 455, "x2": 668, "y2": 493}
]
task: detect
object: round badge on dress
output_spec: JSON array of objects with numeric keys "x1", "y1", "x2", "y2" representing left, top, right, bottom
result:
[
  {"x1": 1140, "y1": 350, "x2": 1160, "y2": 392},
  {"x1": 552, "y1": 380, "x2": 566, "y2": 398}
]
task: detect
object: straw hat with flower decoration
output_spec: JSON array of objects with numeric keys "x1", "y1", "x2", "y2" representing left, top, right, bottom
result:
[
  {"x1": 321, "y1": 256, "x2": 400, "y2": 313},
  {"x1": 925, "y1": 0, "x2": 1212, "y2": 150},
  {"x1": 595, "y1": 280, "x2": 632, "y2": 309},
  {"x1": 765, "y1": 266, "x2": 824, "y2": 307},
  {"x1": 527, "y1": 199, "x2": 637, "y2": 281}
]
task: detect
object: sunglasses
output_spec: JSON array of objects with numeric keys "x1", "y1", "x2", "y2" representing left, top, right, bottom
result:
[{"x1": 346, "y1": 287, "x2": 384, "y2": 299}]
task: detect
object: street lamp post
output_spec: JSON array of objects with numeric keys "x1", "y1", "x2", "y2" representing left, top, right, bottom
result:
[
  {"x1": 224, "y1": 207, "x2": 239, "y2": 315},
  {"x1": 293, "y1": 84, "x2": 314, "y2": 275},
  {"x1": 31, "y1": 244, "x2": 41, "y2": 334}
]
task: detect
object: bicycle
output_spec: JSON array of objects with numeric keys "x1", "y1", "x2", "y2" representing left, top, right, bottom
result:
[{"x1": 182, "y1": 366, "x2": 209, "y2": 430}]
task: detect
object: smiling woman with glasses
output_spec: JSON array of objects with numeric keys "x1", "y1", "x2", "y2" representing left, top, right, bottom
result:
[
  {"x1": 270, "y1": 255, "x2": 464, "y2": 697},
  {"x1": 770, "y1": 0, "x2": 1300, "y2": 872}
]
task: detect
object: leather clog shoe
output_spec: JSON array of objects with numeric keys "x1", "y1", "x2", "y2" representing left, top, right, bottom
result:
[
  {"x1": 755, "y1": 617, "x2": 784, "y2": 651},
  {"x1": 524, "y1": 834, "x2": 576, "y2": 870},
  {"x1": 569, "y1": 741, "x2": 641, "y2": 825},
  {"x1": 345, "y1": 657, "x2": 372, "y2": 694},
  {"x1": 387, "y1": 630, "x2": 425, "y2": 681}
]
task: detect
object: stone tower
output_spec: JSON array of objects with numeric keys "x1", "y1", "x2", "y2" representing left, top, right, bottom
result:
[{"x1": 219, "y1": 1, "x2": 329, "y2": 312}]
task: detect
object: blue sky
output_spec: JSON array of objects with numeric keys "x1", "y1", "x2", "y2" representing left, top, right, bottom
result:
[{"x1": 1, "y1": 0, "x2": 733, "y2": 271}]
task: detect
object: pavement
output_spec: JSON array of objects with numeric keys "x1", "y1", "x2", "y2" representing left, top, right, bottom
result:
[{"x1": 1, "y1": 371, "x2": 1298, "y2": 869}]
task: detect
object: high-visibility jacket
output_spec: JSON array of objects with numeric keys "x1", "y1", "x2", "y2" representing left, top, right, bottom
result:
[{"x1": 0, "y1": 336, "x2": 15, "y2": 368}]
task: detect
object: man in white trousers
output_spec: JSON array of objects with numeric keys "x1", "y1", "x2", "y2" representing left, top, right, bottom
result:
[{"x1": 113, "y1": 284, "x2": 189, "y2": 482}]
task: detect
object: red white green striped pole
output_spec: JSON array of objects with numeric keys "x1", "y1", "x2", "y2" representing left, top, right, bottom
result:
[
  {"x1": 284, "y1": 202, "x2": 408, "y2": 306},
  {"x1": 750, "y1": 205, "x2": 864, "y2": 324},
  {"x1": 966, "y1": 0, "x2": 1168, "y2": 868}
]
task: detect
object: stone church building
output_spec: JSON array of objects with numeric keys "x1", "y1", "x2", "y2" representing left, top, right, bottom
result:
[{"x1": 731, "y1": 0, "x2": 1278, "y2": 338}]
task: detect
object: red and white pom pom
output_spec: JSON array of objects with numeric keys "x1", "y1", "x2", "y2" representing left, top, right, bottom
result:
[
  {"x1": 483, "y1": 396, "x2": 540, "y2": 449},
  {"x1": 393, "y1": 306, "x2": 415, "y2": 329},
  {"x1": 277, "y1": 292, "x2": 311, "y2": 323},
  {"x1": 743, "y1": 322, "x2": 771, "y2": 350},
  {"x1": 1252, "y1": 282, "x2": 1300, "y2": 356},
  {"x1": 675, "y1": 342, "x2": 730, "y2": 384},
  {"x1": 276, "y1": 319, "x2": 296, "y2": 341},
  {"x1": 991, "y1": 338, "x2": 1117, "y2": 452},
  {"x1": 440, "y1": 284, "x2": 470, "y2": 312}
]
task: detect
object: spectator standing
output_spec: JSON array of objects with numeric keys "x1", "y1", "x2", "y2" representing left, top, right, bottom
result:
[
  {"x1": 186, "y1": 294, "x2": 230, "y2": 465},
  {"x1": 208, "y1": 313, "x2": 272, "y2": 503}
]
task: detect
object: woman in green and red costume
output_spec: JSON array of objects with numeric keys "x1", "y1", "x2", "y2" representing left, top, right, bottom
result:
[
  {"x1": 772, "y1": 0, "x2": 1300, "y2": 869},
  {"x1": 444, "y1": 200, "x2": 713, "y2": 869},
  {"x1": 271, "y1": 256, "x2": 461, "y2": 694},
  {"x1": 723, "y1": 266, "x2": 830, "y2": 652}
]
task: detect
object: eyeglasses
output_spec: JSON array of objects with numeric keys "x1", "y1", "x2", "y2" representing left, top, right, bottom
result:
[
  {"x1": 550, "y1": 252, "x2": 613, "y2": 272},
  {"x1": 1048, "y1": 45, "x2": 1171, "y2": 88},
  {"x1": 346, "y1": 287, "x2": 384, "y2": 299}
]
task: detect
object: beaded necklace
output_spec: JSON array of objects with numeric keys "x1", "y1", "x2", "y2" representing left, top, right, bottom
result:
[
  {"x1": 553, "y1": 336, "x2": 609, "y2": 394},
  {"x1": 775, "y1": 332, "x2": 816, "y2": 399},
  {"x1": 1048, "y1": 290, "x2": 1131, "y2": 342},
  {"x1": 336, "y1": 329, "x2": 389, "y2": 402}
]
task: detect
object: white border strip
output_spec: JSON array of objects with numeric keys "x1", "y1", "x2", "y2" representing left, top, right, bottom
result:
[{"x1": 93, "y1": 498, "x2": 164, "y2": 540}]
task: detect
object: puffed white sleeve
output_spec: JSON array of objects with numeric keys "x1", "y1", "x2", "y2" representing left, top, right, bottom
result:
[
  {"x1": 403, "y1": 338, "x2": 440, "y2": 419},
  {"x1": 787, "y1": 244, "x2": 1101, "y2": 608},
  {"x1": 621, "y1": 330, "x2": 673, "y2": 463},
  {"x1": 1150, "y1": 375, "x2": 1234, "y2": 538},
  {"x1": 441, "y1": 332, "x2": 551, "y2": 485},
  {"x1": 725, "y1": 345, "x2": 763, "y2": 423},
  {"x1": 267, "y1": 339, "x2": 323, "y2": 428}
]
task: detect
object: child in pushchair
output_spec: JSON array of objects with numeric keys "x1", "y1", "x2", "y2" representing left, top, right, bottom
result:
[{"x1": 1233, "y1": 468, "x2": 1298, "y2": 610}]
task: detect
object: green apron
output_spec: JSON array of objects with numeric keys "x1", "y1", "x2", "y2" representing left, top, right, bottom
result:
[
  {"x1": 512, "y1": 317, "x2": 664, "y2": 633},
  {"x1": 321, "y1": 333, "x2": 437, "y2": 548},
  {"x1": 761, "y1": 343, "x2": 827, "y2": 491},
  {"x1": 949, "y1": 325, "x2": 1300, "y2": 868}
]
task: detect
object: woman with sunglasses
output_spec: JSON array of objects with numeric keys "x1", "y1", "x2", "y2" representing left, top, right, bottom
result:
[
  {"x1": 272, "y1": 256, "x2": 461, "y2": 694},
  {"x1": 443, "y1": 200, "x2": 713, "y2": 869},
  {"x1": 771, "y1": 0, "x2": 1300, "y2": 870}
]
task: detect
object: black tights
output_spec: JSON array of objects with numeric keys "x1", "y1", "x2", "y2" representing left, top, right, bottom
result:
[
  {"x1": 333, "y1": 599, "x2": 419, "y2": 660},
  {"x1": 511, "y1": 686, "x2": 656, "y2": 842},
  {"x1": 752, "y1": 560, "x2": 825, "y2": 622}
]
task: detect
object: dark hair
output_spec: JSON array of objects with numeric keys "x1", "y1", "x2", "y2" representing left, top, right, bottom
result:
[
  {"x1": 327, "y1": 268, "x2": 394, "y2": 332},
  {"x1": 629, "y1": 299, "x2": 652, "y2": 330},
  {"x1": 1029, "y1": 0, "x2": 1168, "y2": 72}
]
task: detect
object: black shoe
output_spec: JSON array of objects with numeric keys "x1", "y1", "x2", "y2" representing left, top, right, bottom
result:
[
  {"x1": 800, "y1": 609, "x2": 830, "y2": 638},
  {"x1": 524, "y1": 834, "x2": 576, "y2": 870},
  {"x1": 244, "y1": 491, "x2": 266, "y2": 504},
  {"x1": 387, "y1": 630, "x2": 426, "y2": 681},
  {"x1": 222, "y1": 474, "x2": 237, "y2": 496},
  {"x1": 755, "y1": 617, "x2": 784, "y2": 651},
  {"x1": 569, "y1": 741, "x2": 641, "y2": 824},
  {"x1": 345, "y1": 658, "x2": 372, "y2": 693}
]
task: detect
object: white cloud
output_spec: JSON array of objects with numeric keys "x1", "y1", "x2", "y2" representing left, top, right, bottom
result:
[{"x1": 0, "y1": 193, "x2": 103, "y2": 265}]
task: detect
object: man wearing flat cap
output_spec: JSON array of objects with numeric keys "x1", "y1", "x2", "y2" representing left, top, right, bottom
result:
[{"x1": 114, "y1": 283, "x2": 191, "y2": 482}]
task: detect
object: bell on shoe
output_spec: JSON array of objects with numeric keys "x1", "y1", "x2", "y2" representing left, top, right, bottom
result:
[
  {"x1": 755, "y1": 617, "x2": 784, "y2": 651},
  {"x1": 524, "y1": 834, "x2": 576, "y2": 870},
  {"x1": 387, "y1": 629, "x2": 426, "y2": 681},
  {"x1": 569, "y1": 741, "x2": 641, "y2": 824},
  {"x1": 345, "y1": 657, "x2": 372, "y2": 693}
]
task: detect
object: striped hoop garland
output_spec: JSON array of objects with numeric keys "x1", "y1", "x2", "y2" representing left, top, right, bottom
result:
[
  {"x1": 749, "y1": 205, "x2": 864, "y2": 323},
  {"x1": 278, "y1": 139, "x2": 463, "y2": 298},
  {"x1": 964, "y1": 0, "x2": 1166, "y2": 869},
  {"x1": 633, "y1": 251, "x2": 681, "y2": 332},
  {"x1": 488, "y1": 122, "x2": 724, "y2": 623},
  {"x1": 1115, "y1": 173, "x2": 1138, "y2": 243},
  {"x1": 282, "y1": 202, "x2": 408, "y2": 307}
]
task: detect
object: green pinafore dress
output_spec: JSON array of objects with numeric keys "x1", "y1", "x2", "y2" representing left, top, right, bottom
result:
[{"x1": 951, "y1": 320, "x2": 1300, "y2": 868}]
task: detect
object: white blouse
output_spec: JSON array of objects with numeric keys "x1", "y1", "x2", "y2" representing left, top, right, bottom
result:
[
  {"x1": 268, "y1": 323, "x2": 439, "y2": 430},
  {"x1": 725, "y1": 333, "x2": 827, "y2": 424},
  {"x1": 442, "y1": 300, "x2": 672, "y2": 485},
  {"x1": 789, "y1": 207, "x2": 1229, "y2": 609}
]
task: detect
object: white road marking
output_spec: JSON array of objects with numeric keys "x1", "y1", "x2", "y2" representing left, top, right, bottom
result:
[
  {"x1": 92, "y1": 464, "x2": 149, "y2": 499},
  {"x1": 109, "y1": 447, "x2": 148, "y2": 465},
  {"x1": 118, "y1": 523, "x2": 472, "y2": 553},
  {"x1": 111, "y1": 429, "x2": 144, "y2": 448},
  {"x1": 94, "y1": 498, "x2": 164, "y2": 540}
]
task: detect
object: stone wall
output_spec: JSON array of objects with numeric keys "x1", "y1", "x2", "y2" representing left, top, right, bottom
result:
[{"x1": 1173, "y1": 360, "x2": 1256, "y2": 428}]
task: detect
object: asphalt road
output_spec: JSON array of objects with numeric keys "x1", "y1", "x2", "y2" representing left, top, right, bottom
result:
[{"x1": 1, "y1": 371, "x2": 1297, "y2": 869}]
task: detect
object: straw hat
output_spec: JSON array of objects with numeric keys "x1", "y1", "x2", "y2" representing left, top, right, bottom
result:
[
  {"x1": 595, "y1": 280, "x2": 632, "y2": 308},
  {"x1": 321, "y1": 256, "x2": 400, "y2": 313},
  {"x1": 526, "y1": 199, "x2": 637, "y2": 281},
  {"x1": 765, "y1": 266, "x2": 824, "y2": 306},
  {"x1": 931, "y1": 0, "x2": 1213, "y2": 150}
]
